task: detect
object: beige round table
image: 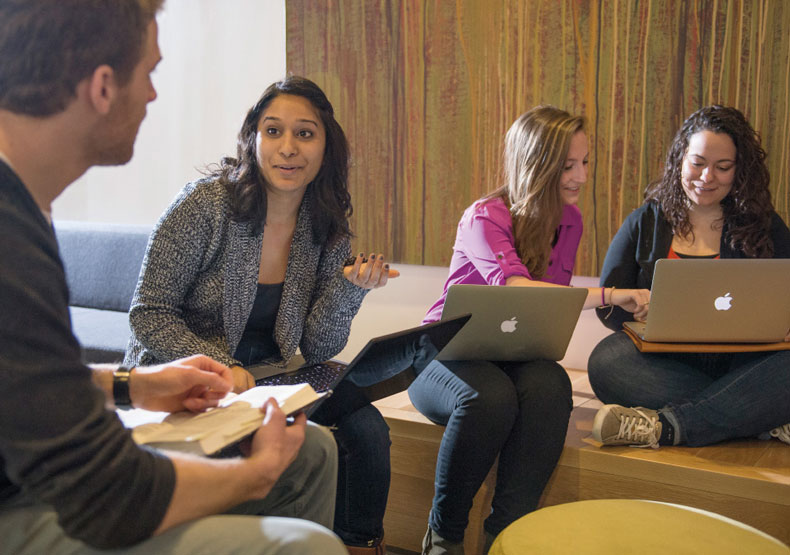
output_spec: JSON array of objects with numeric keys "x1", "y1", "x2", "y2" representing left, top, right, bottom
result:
[{"x1": 489, "y1": 499, "x2": 788, "y2": 554}]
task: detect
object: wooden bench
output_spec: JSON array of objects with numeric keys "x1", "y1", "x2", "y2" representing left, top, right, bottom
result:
[{"x1": 373, "y1": 368, "x2": 790, "y2": 554}]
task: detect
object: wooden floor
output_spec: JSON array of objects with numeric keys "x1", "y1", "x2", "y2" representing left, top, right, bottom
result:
[{"x1": 374, "y1": 367, "x2": 790, "y2": 554}]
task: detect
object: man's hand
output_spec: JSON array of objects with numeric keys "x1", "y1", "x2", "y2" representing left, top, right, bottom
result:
[
  {"x1": 242, "y1": 399, "x2": 307, "y2": 499},
  {"x1": 129, "y1": 354, "x2": 233, "y2": 412}
]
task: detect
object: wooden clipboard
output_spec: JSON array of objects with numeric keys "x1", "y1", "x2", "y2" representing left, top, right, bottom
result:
[{"x1": 622, "y1": 325, "x2": 790, "y2": 353}]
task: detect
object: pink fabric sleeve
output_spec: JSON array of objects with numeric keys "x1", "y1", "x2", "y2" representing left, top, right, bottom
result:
[{"x1": 461, "y1": 200, "x2": 532, "y2": 285}]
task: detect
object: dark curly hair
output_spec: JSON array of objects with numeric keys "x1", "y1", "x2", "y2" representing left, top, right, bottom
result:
[
  {"x1": 645, "y1": 105, "x2": 775, "y2": 257},
  {"x1": 209, "y1": 75, "x2": 352, "y2": 245}
]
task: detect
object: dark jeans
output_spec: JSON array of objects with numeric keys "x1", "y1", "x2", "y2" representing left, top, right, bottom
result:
[
  {"x1": 311, "y1": 380, "x2": 391, "y2": 546},
  {"x1": 588, "y1": 332, "x2": 790, "y2": 446},
  {"x1": 408, "y1": 358, "x2": 572, "y2": 542}
]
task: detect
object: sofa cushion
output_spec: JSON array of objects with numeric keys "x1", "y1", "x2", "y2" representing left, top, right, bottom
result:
[
  {"x1": 69, "y1": 306, "x2": 131, "y2": 364},
  {"x1": 54, "y1": 221, "x2": 151, "y2": 312}
]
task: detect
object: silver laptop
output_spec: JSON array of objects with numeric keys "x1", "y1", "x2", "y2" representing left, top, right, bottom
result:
[
  {"x1": 623, "y1": 259, "x2": 790, "y2": 343},
  {"x1": 437, "y1": 284, "x2": 586, "y2": 361}
]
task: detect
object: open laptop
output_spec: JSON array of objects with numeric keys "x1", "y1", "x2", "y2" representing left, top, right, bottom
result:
[
  {"x1": 246, "y1": 314, "x2": 471, "y2": 414},
  {"x1": 623, "y1": 259, "x2": 790, "y2": 343},
  {"x1": 437, "y1": 284, "x2": 586, "y2": 361}
]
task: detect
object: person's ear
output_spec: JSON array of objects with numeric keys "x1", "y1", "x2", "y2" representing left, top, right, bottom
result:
[{"x1": 85, "y1": 65, "x2": 117, "y2": 116}]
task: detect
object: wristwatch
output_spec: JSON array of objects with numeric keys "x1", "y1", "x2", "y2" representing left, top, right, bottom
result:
[{"x1": 113, "y1": 366, "x2": 133, "y2": 408}]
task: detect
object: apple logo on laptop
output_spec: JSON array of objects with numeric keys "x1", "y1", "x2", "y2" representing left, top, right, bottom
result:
[
  {"x1": 714, "y1": 292, "x2": 733, "y2": 311},
  {"x1": 501, "y1": 317, "x2": 518, "y2": 333}
]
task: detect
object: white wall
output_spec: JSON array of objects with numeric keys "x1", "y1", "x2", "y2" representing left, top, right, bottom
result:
[{"x1": 52, "y1": 0, "x2": 286, "y2": 225}]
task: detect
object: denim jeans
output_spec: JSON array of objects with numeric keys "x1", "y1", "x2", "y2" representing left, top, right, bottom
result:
[
  {"x1": 408, "y1": 358, "x2": 572, "y2": 542},
  {"x1": 588, "y1": 332, "x2": 790, "y2": 446},
  {"x1": 310, "y1": 380, "x2": 391, "y2": 547}
]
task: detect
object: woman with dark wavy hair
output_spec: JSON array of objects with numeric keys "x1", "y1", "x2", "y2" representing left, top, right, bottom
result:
[
  {"x1": 588, "y1": 105, "x2": 790, "y2": 449},
  {"x1": 125, "y1": 76, "x2": 395, "y2": 554},
  {"x1": 219, "y1": 76, "x2": 354, "y2": 243}
]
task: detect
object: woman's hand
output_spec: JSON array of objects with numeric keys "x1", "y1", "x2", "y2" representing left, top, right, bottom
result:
[
  {"x1": 230, "y1": 365, "x2": 256, "y2": 393},
  {"x1": 343, "y1": 252, "x2": 400, "y2": 289},
  {"x1": 610, "y1": 288, "x2": 651, "y2": 321}
]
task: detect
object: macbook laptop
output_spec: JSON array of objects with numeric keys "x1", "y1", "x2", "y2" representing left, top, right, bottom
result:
[
  {"x1": 623, "y1": 259, "x2": 790, "y2": 343},
  {"x1": 246, "y1": 314, "x2": 471, "y2": 414},
  {"x1": 437, "y1": 284, "x2": 586, "y2": 361}
]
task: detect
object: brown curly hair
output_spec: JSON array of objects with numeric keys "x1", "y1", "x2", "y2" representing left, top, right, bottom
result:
[{"x1": 645, "y1": 105, "x2": 775, "y2": 257}]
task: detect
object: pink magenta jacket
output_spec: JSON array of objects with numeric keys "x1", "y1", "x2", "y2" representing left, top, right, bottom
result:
[{"x1": 423, "y1": 196, "x2": 583, "y2": 324}]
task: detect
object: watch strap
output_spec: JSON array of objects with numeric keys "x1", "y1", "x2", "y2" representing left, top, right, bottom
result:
[{"x1": 113, "y1": 366, "x2": 133, "y2": 407}]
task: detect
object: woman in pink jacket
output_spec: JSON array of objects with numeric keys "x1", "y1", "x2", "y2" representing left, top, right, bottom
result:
[{"x1": 413, "y1": 106, "x2": 649, "y2": 554}]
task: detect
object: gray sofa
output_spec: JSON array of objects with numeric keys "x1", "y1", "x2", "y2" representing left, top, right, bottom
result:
[{"x1": 54, "y1": 220, "x2": 152, "y2": 363}]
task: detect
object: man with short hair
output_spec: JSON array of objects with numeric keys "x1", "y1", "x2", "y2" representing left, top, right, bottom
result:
[{"x1": 0, "y1": 1, "x2": 344, "y2": 553}]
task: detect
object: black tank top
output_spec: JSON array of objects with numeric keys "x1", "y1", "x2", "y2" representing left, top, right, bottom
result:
[{"x1": 233, "y1": 282, "x2": 284, "y2": 365}]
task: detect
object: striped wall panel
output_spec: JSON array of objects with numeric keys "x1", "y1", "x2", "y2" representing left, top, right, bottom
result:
[{"x1": 287, "y1": 0, "x2": 790, "y2": 274}]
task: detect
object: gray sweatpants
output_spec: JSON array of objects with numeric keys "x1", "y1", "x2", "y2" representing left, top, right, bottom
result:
[{"x1": 0, "y1": 424, "x2": 344, "y2": 555}]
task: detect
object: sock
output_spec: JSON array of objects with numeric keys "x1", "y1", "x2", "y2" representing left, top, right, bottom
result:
[{"x1": 657, "y1": 412, "x2": 676, "y2": 446}]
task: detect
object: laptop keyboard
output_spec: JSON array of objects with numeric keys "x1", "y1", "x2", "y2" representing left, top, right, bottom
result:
[{"x1": 256, "y1": 361, "x2": 346, "y2": 393}]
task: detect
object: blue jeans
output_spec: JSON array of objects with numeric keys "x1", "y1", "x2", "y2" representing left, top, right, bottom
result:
[
  {"x1": 588, "y1": 332, "x2": 790, "y2": 446},
  {"x1": 408, "y1": 358, "x2": 572, "y2": 542},
  {"x1": 310, "y1": 380, "x2": 391, "y2": 547}
]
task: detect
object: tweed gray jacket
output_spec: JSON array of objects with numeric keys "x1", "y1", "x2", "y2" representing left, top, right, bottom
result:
[{"x1": 124, "y1": 177, "x2": 368, "y2": 369}]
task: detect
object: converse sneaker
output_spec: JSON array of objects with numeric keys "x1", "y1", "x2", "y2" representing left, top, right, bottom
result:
[
  {"x1": 769, "y1": 423, "x2": 790, "y2": 445},
  {"x1": 592, "y1": 404, "x2": 661, "y2": 449},
  {"x1": 422, "y1": 526, "x2": 464, "y2": 555}
]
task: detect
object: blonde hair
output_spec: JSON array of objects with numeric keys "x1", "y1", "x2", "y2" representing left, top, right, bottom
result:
[{"x1": 488, "y1": 105, "x2": 585, "y2": 279}]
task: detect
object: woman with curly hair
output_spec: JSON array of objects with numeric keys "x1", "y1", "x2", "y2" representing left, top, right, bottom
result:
[
  {"x1": 412, "y1": 106, "x2": 650, "y2": 554},
  {"x1": 588, "y1": 105, "x2": 790, "y2": 449}
]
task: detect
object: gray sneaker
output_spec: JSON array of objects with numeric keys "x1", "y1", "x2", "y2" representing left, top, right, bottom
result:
[
  {"x1": 422, "y1": 527, "x2": 464, "y2": 555},
  {"x1": 769, "y1": 423, "x2": 790, "y2": 445},
  {"x1": 592, "y1": 404, "x2": 661, "y2": 448}
]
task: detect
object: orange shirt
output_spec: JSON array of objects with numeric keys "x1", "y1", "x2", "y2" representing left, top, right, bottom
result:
[{"x1": 666, "y1": 246, "x2": 720, "y2": 259}]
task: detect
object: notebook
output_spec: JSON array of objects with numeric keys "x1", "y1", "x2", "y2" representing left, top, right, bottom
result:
[
  {"x1": 247, "y1": 314, "x2": 472, "y2": 414},
  {"x1": 437, "y1": 284, "x2": 587, "y2": 361},
  {"x1": 623, "y1": 258, "x2": 790, "y2": 343}
]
